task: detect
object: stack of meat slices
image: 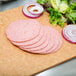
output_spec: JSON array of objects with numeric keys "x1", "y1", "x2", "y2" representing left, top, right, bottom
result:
[{"x1": 6, "y1": 19, "x2": 62, "y2": 54}]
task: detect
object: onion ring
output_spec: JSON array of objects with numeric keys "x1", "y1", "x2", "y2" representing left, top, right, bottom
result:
[
  {"x1": 29, "y1": 5, "x2": 44, "y2": 15},
  {"x1": 22, "y1": 2, "x2": 44, "y2": 18},
  {"x1": 62, "y1": 25, "x2": 76, "y2": 43}
]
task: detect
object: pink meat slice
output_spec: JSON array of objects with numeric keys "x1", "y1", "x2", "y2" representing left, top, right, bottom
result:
[
  {"x1": 44, "y1": 30, "x2": 62, "y2": 54},
  {"x1": 19, "y1": 26, "x2": 48, "y2": 50},
  {"x1": 30, "y1": 27, "x2": 62, "y2": 54},
  {"x1": 19, "y1": 26, "x2": 55, "y2": 53},
  {"x1": 28, "y1": 26, "x2": 58, "y2": 53},
  {"x1": 18, "y1": 25, "x2": 46, "y2": 48},
  {"x1": 6, "y1": 19, "x2": 41, "y2": 42},
  {"x1": 20, "y1": 26, "x2": 62, "y2": 54},
  {"x1": 12, "y1": 26, "x2": 43, "y2": 46}
]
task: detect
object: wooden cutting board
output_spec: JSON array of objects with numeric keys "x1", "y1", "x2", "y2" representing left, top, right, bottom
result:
[{"x1": 0, "y1": 6, "x2": 76, "y2": 76}]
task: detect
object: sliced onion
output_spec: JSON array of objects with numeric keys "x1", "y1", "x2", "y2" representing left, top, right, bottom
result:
[
  {"x1": 62, "y1": 25, "x2": 76, "y2": 43},
  {"x1": 22, "y1": 2, "x2": 44, "y2": 18},
  {"x1": 29, "y1": 5, "x2": 44, "y2": 15}
]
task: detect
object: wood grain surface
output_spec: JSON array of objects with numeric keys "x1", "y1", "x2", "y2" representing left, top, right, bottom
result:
[{"x1": 0, "y1": 6, "x2": 76, "y2": 76}]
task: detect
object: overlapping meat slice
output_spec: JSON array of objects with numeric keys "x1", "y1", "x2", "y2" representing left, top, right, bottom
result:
[
  {"x1": 6, "y1": 19, "x2": 62, "y2": 54},
  {"x1": 20, "y1": 26, "x2": 62, "y2": 54},
  {"x1": 19, "y1": 26, "x2": 48, "y2": 50},
  {"x1": 43, "y1": 28, "x2": 62, "y2": 54},
  {"x1": 12, "y1": 26, "x2": 43, "y2": 46},
  {"x1": 18, "y1": 26, "x2": 46, "y2": 48},
  {"x1": 6, "y1": 19, "x2": 41, "y2": 42}
]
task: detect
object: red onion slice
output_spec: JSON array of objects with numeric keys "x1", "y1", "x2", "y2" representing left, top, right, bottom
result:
[
  {"x1": 22, "y1": 2, "x2": 44, "y2": 18},
  {"x1": 62, "y1": 25, "x2": 76, "y2": 43},
  {"x1": 63, "y1": 25, "x2": 76, "y2": 37},
  {"x1": 29, "y1": 5, "x2": 44, "y2": 15}
]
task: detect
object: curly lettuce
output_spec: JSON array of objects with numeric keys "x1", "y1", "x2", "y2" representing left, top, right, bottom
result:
[{"x1": 37, "y1": 0, "x2": 76, "y2": 27}]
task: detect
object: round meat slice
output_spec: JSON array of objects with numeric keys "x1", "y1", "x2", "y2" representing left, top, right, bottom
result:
[
  {"x1": 6, "y1": 19, "x2": 41, "y2": 42},
  {"x1": 31, "y1": 27, "x2": 62, "y2": 54},
  {"x1": 44, "y1": 30, "x2": 62, "y2": 54},
  {"x1": 19, "y1": 26, "x2": 48, "y2": 50},
  {"x1": 19, "y1": 26, "x2": 49, "y2": 51},
  {"x1": 12, "y1": 26, "x2": 43, "y2": 46},
  {"x1": 21, "y1": 26, "x2": 62, "y2": 54},
  {"x1": 18, "y1": 25, "x2": 47, "y2": 48},
  {"x1": 28, "y1": 26, "x2": 57, "y2": 54},
  {"x1": 19, "y1": 26, "x2": 55, "y2": 53}
]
